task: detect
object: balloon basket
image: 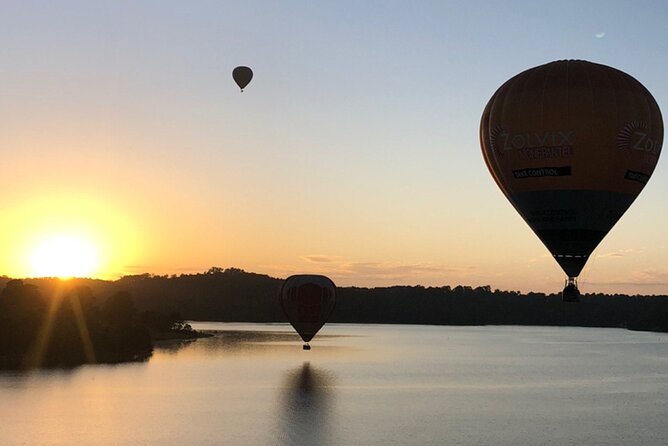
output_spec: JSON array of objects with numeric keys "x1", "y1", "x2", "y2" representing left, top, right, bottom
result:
[
  {"x1": 562, "y1": 277, "x2": 581, "y2": 303},
  {"x1": 303, "y1": 343, "x2": 311, "y2": 351}
]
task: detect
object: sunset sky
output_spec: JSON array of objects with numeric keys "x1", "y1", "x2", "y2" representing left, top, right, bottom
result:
[{"x1": 2, "y1": 1, "x2": 667, "y2": 294}]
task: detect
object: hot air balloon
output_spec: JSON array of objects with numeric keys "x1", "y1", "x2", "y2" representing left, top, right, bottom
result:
[
  {"x1": 480, "y1": 60, "x2": 663, "y2": 302},
  {"x1": 279, "y1": 275, "x2": 336, "y2": 350},
  {"x1": 232, "y1": 66, "x2": 253, "y2": 92}
]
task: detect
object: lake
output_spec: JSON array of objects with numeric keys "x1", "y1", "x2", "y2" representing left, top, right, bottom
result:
[{"x1": 1, "y1": 323, "x2": 668, "y2": 445}]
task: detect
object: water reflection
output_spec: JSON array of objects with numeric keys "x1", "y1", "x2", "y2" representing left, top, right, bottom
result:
[
  {"x1": 186, "y1": 330, "x2": 302, "y2": 354},
  {"x1": 279, "y1": 362, "x2": 334, "y2": 446},
  {"x1": 154, "y1": 329, "x2": 352, "y2": 358},
  {"x1": 0, "y1": 353, "x2": 150, "y2": 377},
  {"x1": 152, "y1": 338, "x2": 199, "y2": 355}
]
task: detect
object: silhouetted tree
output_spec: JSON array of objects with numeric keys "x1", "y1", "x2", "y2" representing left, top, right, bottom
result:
[
  {"x1": 0, "y1": 282, "x2": 154, "y2": 369},
  {"x1": 103, "y1": 291, "x2": 138, "y2": 326}
]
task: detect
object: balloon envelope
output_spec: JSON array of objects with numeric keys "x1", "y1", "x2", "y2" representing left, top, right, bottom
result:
[
  {"x1": 232, "y1": 66, "x2": 253, "y2": 91},
  {"x1": 279, "y1": 275, "x2": 336, "y2": 343},
  {"x1": 480, "y1": 60, "x2": 663, "y2": 278}
]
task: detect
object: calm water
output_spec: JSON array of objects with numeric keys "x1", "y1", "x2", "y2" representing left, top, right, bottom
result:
[{"x1": 1, "y1": 323, "x2": 668, "y2": 445}]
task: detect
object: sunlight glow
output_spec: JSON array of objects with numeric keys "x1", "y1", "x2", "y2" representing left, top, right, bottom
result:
[
  {"x1": 0, "y1": 194, "x2": 141, "y2": 279},
  {"x1": 29, "y1": 234, "x2": 100, "y2": 279}
]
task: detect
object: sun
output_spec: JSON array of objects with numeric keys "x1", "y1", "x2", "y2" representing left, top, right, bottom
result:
[{"x1": 28, "y1": 234, "x2": 100, "y2": 279}]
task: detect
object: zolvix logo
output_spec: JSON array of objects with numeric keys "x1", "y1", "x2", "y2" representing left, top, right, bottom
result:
[
  {"x1": 617, "y1": 121, "x2": 662, "y2": 156},
  {"x1": 490, "y1": 126, "x2": 574, "y2": 159}
]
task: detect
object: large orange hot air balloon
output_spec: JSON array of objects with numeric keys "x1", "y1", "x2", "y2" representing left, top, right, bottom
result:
[
  {"x1": 480, "y1": 60, "x2": 663, "y2": 301},
  {"x1": 279, "y1": 275, "x2": 336, "y2": 350}
]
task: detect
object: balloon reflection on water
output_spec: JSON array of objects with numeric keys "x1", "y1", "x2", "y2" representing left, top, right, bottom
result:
[{"x1": 278, "y1": 362, "x2": 334, "y2": 446}]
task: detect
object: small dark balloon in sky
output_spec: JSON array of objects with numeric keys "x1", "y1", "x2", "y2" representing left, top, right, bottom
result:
[{"x1": 233, "y1": 66, "x2": 253, "y2": 91}]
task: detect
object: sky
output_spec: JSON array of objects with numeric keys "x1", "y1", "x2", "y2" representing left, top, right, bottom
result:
[{"x1": 1, "y1": 0, "x2": 668, "y2": 294}]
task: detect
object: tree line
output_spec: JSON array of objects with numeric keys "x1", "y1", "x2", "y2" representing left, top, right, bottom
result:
[
  {"x1": 3, "y1": 267, "x2": 665, "y2": 334},
  {"x1": 0, "y1": 279, "x2": 200, "y2": 369}
]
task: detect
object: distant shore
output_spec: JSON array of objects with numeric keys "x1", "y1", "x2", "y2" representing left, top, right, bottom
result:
[{"x1": 1, "y1": 268, "x2": 666, "y2": 370}]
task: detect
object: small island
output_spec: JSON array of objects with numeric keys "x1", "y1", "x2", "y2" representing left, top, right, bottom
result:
[{"x1": 0, "y1": 279, "x2": 209, "y2": 370}]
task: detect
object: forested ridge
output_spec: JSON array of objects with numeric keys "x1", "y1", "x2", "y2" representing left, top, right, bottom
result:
[
  {"x1": 0, "y1": 279, "x2": 204, "y2": 369},
  {"x1": 3, "y1": 267, "x2": 666, "y2": 333}
]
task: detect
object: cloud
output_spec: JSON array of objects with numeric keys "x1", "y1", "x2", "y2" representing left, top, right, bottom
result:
[
  {"x1": 300, "y1": 255, "x2": 338, "y2": 263},
  {"x1": 630, "y1": 268, "x2": 668, "y2": 284},
  {"x1": 528, "y1": 253, "x2": 552, "y2": 263},
  {"x1": 597, "y1": 248, "x2": 644, "y2": 259},
  {"x1": 588, "y1": 268, "x2": 668, "y2": 287},
  {"x1": 339, "y1": 261, "x2": 445, "y2": 277},
  {"x1": 588, "y1": 281, "x2": 668, "y2": 287},
  {"x1": 174, "y1": 266, "x2": 207, "y2": 272},
  {"x1": 595, "y1": 32, "x2": 606, "y2": 38},
  {"x1": 122, "y1": 265, "x2": 155, "y2": 273},
  {"x1": 264, "y1": 258, "x2": 478, "y2": 286}
]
